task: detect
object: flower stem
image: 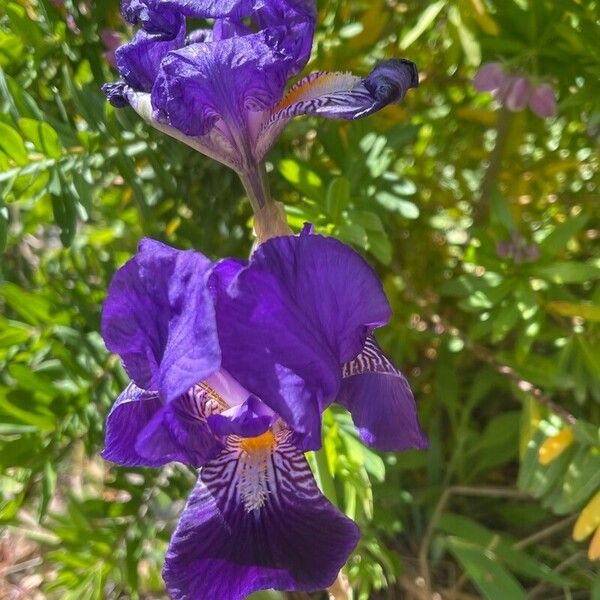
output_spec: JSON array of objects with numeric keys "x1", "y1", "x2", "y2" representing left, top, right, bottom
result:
[{"x1": 237, "y1": 164, "x2": 292, "y2": 242}]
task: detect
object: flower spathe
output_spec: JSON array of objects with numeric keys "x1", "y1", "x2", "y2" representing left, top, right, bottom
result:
[
  {"x1": 102, "y1": 0, "x2": 418, "y2": 207},
  {"x1": 101, "y1": 231, "x2": 427, "y2": 599}
]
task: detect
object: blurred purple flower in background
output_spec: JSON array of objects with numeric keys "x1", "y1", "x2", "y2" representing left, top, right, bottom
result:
[
  {"x1": 100, "y1": 231, "x2": 426, "y2": 598},
  {"x1": 473, "y1": 61, "x2": 557, "y2": 118},
  {"x1": 496, "y1": 231, "x2": 540, "y2": 264},
  {"x1": 102, "y1": 0, "x2": 418, "y2": 209},
  {"x1": 101, "y1": 30, "x2": 124, "y2": 67}
]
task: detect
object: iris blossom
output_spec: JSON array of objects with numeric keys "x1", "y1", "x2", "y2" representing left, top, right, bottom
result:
[
  {"x1": 103, "y1": 0, "x2": 419, "y2": 211},
  {"x1": 102, "y1": 229, "x2": 427, "y2": 599}
]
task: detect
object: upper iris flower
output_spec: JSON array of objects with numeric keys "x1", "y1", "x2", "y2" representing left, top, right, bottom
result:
[
  {"x1": 101, "y1": 229, "x2": 427, "y2": 599},
  {"x1": 103, "y1": 0, "x2": 419, "y2": 210}
]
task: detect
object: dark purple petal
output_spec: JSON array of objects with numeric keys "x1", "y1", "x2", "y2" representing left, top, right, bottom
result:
[
  {"x1": 101, "y1": 382, "x2": 163, "y2": 466},
  {"x1": 151, "y1": 31, "x2": 291, "y2": 138},
  {"x1": 207, "y1": 395, "x2": 274, "y2": 438},
  {"x1": 215, "y1": 234, "x2": 391, "y2": 450},
  {"x1": 257, "y1": 59, "x2": 418, "y2": 159},
  {"x1": 338, "y1": 338, "x2": 428, "y2": 452},
  {"x1": 101, "y1": 238, "x2": 220, "y2": 403},
  {"x1": 163, "y1": 433, "x2": 359, "y2": 599},
  {"x1": 116, "y1": 24, "x2": 184, "y2": 92},
  {"x1": 135, "y1": 386, "x2": 222, "y2": 467},
  {"x1": 102, "y1": 81, "x2": 131, "y2": 108},
  {"x1": 121, "y1": 0, "x2": 183, "y2": 37}
]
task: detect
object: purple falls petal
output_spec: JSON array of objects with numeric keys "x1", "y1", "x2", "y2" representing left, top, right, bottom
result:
[
  {"x1": 338, "y1": 337, "x2": 428, "y2": 452},
  {"x1": 101, "y1": 238, "x2": 220, "y2": 404},
  {"x1": 134, "y1": 385, "x2": 222, "y2": 467},
  {"x1": 257, "y1": 59, "x2": 418, "y2": 159},
  {"x1": 163, "y1": 434, "x2": 359, "y2": 599},
  {"x1": 101, "y1": 382, "x2": 163, "y2": 466},
  {"x1": 214, "y1": 234, "x2": 391, "y2": 450}
]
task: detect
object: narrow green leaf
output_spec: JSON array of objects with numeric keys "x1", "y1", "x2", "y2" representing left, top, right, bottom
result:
[{"x1": 400, "y1": 0, "x2": 447, "y2": 49}]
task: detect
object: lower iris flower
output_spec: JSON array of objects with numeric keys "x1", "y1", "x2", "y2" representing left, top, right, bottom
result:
[{"x1": 101, "y1": 230, "x2": 427, "y2": 599}]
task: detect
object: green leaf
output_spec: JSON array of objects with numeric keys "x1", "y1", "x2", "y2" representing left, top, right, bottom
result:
[
  {"x1": 539, "y1": 213, "x2": 589, "y2": 255},
  {"x1": 325, "y1": 176, "x2": 350, "y2": 223},
  {"x1": 446, "y1": 537, "x2": 528, "y2": 600},
  {"x1": 0, "y1": 122, "x2": 27, "y2": 166},
  {"x1": 400, "y1": 0, "x2": 447, "y2": 49},
  {"x1": 534, "y1": 262, "x2": 600, "y2": 284},
  {"x1": 547, "y1": 301, "x2": 600, "y2": 321},
  {"x1": 277, "y1": 159, "x2": 324, "y2": 201},
  {"x1": 19, "y1": 118, "x2": 62, "y2": 159}
]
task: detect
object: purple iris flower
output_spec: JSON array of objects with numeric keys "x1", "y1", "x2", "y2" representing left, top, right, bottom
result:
[
  {"x1": 101, "y1": 229, "x2": 427, "y2": 599},
  {"x1": 102, "y1": 0, "x2": 418, "y2": 209}
]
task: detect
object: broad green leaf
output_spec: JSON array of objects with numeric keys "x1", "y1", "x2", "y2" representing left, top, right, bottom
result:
[
  {"x1": 326, "y1": 176, "x2": 350, "y2": 223},
  {"x1": 277, "y1": 158, "x2": 324, "y2": 201},
  {"x1": 19, "y1": 118, "x2": 62, "y2": 159},
  {"x1": 539, "y1": 213, "x2": 589, "y2": 255},
  {"x1": 0, "y1": 122, "x2": 27, "y2": 166}
]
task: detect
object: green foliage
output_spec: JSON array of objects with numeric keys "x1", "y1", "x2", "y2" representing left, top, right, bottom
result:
[{"x1": 1, "y1": 0, "x2": 599, "y2": 598}]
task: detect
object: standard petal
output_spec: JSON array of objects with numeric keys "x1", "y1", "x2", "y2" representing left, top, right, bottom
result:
[
  {"x1": 473, "y1": 61, "x2": 506, "y2": 92},
  {"x1": 338, "y1": 337, "x2": 428, "y2": 452},
  {"x1": 257, "y1": 59, "x2": 418, "y2": 160},
  {"x1": 101, "y1": 238, "x2": 220, "y2": 403},
  {"x1": 101, "y1": 382, "x2": 163, "y2": 466},
  {"x1": 115, "y1": 21, "x2": 185, "y2": 92},
  {"x1": 504, "y1": 76, "x2": 531, "y2": 112},
  {"x1": 215, "y1": 234, "x2": 391, "y2": 449},
  {"x1": 121, "y1": 0, "x2": 183, "y2": 37},
  {"x1": 151, "y1": 31, "x2": 291, "y2": 140},
  {"x1": 134, "y1": 385, "x2": 223, "y2": 467},
  {"x1": 163, "y1": 433, "x2": 359, "y2": 599}
]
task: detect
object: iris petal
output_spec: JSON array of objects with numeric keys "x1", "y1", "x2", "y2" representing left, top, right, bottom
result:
[
  {"x1": 257, "y1": 59, "x2": 418, "y2": 160},
  {"x1": 101, "y1": 238, "x2": 220, "y2": 404},
  {"x1": 338, "y1": 337, "x2": 428, "y2": 451},
  {"x1": 101, "y1": 383, "x2": 163, "y2": 466},
  {"x1": 134, "y1": 385, "x2": 223, "y2": 467},
  {"x1": 214, "y1": 234, "x2": 391, "y2": 450},
  {"x1": 163, "y1": 432, "x2": 359, "y2": 599}
]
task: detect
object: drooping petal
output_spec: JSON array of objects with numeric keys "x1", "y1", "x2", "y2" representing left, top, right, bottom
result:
[
  {"x1": 101, "y1": 238, "x2": 220, "y2": 404},
  {"x1": 163, "y1": 432, "x2": 359, "y2": 599},
  {"x1": 214, "y1": 234, "x2": 391, "y2": 449},
  {"x1": 337, "y1": 337, "x2": 428, "y2": 452},
  {"x1": 134, "y1": 385, "x2": 223, "y2": 467},
  {"x1": 115, "y1": 25, "x2": 184, "y2": 91},
  {"x1": 124, "y1": 91, "x2": 241, "y2": 170},
  {"x1": 257, "y1": 59, "x2": 418, "y2": 160},
  {"x1": 151, "y1": 30, "x2": 293, "y2": 140},
  {"x1": 101, "y1": 382, "x2": 163, "y2": 466}
]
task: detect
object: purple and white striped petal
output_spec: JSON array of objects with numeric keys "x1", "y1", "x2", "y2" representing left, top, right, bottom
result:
[
  {"x1": 163, "y1": 430, "x2": 359, "y2": 599},
  {"x1": 337, "y1": 337, "x2": 428, "y2": 452},
  {"x1": 134, "y1": 384, "x2": 225, "y2": 467},
  {"x1": 256, "y1": 59, "x2": 418, "y2": 160}
]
